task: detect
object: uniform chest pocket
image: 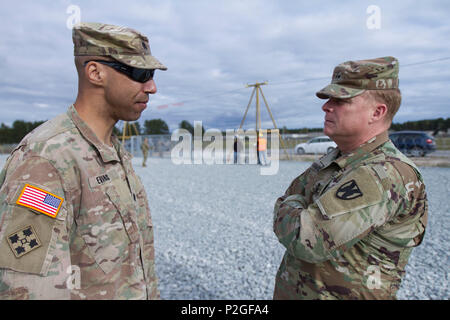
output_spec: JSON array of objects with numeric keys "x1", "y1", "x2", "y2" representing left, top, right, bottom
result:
[{"x1": 75, "y1": 189, "x2": 130, "y2": 274}]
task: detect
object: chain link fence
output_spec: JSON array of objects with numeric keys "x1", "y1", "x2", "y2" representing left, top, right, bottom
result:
[
  {"x1": 126, "y1": 134, "x2": 173, "y2": 158},
  {"x1": 4, "y1": 133, "x2": 446, "y2": 157},
  {"x1": 125, "y1": 132, "x2": 324, "y2": 162}
]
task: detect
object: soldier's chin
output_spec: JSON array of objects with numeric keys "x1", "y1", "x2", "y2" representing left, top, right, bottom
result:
[
  {"x1": 323, "y1": 126, "x2": 332, "y2": 136},
  {"x1": 130, "y1": 107, "x2": 147, "y2": 120},
  {"x1": 131, "y1": 103, "x2": 147, "y2": 119},
  {"x1": 122, "y1": 112, "x2": 142, "y2": 122}
]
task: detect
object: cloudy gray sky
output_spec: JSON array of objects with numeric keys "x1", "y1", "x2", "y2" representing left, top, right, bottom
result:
[{"x1": 1, "y1": 0, "x2": 449, "y2": 131}]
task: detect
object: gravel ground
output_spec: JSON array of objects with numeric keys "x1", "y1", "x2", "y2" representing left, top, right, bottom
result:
[{"x1": 0, "y1": 154, "x2": 448, "y2": 299}]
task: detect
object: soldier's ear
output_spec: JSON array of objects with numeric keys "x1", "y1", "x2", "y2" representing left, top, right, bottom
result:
[
  {"x1": 84, "y1": 61, "x2": 106, "y2": 86},
  {"x1": 369, "y1": 102, "x2": 388, "y2": 124}
]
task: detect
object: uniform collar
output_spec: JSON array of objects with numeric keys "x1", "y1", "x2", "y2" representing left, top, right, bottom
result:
[
  {"x1": 67, "y1": 105, "x2": 127, "y2": 163},
  {"x1": 333, "y1": 131, "x2": 389, "y2": 169}
]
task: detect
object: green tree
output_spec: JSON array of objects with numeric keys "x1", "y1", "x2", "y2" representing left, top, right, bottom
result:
[
  {"x1": 0, "y1": 120, "x2": 44, "y2": 144},
  {"x1": 391, "y1": 117, "x2": 450, "y2": 132},
  {"x1": 131, "y1": 121, "x2": 142, "y2": 135},
  {"x1": 179, "y1": 120, "x2": 194, "y2": 135},
  {"x1": 436, "y1": 118, "x2": 445, "y2": 130},
  {"x1": 179, "y1": 120, "x2": 204, "y2": 136},
  {"x1": 445, "y1": 118, "x2": 450, "y2": 130},
  {"x1": 194, "y1": 121, "x2": 205, "y2": 137},
  {"x1": 13, "y1": 120, "x2": 44, "y2": 143},
  {"x1": 0, "y1": 123, "x2": 11, "y2": 143},
  {"x1": 144, "y1": 119, "x2": 169, "y2": 134}
]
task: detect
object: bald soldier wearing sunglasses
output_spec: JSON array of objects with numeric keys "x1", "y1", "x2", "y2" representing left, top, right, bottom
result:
[{"x1": 0, "y1": 22, "x2": 166, "y2": 299}]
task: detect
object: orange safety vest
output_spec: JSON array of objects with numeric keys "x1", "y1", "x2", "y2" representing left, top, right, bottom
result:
[{"x1": 258, "y1": 138, "x2": 267, "y2": 151}]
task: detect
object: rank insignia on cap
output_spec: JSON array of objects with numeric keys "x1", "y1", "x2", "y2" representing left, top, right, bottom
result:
[
  {"x1": 336, "y1": 179, "x2": 363, "y2": 200},
  {"x1": 7, "y1": 225, "x2": 42, "y2": 258},
  {"x1": 16, "y1": 184, "x2": 64, "y2": 218}
]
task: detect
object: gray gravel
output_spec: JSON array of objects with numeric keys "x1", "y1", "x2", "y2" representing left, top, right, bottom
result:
[
  {"x1": 135, "y1": 157, "x2": 449, "y2": 300},
  {"x1": 0, "y1": 154, "x2": 448, "y2": 299}
]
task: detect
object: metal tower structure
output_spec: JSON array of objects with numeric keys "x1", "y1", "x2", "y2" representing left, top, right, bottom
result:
[
  {"x1": 240, "y1": 82, "x2": 289, "y2": 159},
  {"x1": 120, "y1": 121, "x2": 140, "y2": 144}
]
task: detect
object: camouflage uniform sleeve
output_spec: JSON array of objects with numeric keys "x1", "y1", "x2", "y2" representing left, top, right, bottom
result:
[
  {"x1": 274, "y1": 164, "x2": 401, "y2": 264},
  {"x1": 378, "y1": 160, "x2": 428, "y2": 248},
  {"x1": 273, "y1": 170, "x2": 309, "y2": 225},
  {"x1": 273, "y1": 171, "x2": 311, "y2": 255},
  {"x1": 0, "y1": 155, "x2": 72, "y2": 300}
]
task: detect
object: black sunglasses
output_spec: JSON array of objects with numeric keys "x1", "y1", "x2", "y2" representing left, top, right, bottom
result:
[{"x1": 84, "y1": 60, "x2": 155, "y2": 83}]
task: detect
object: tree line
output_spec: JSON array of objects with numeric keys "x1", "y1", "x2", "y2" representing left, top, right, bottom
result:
[
  {"x1": 0, "y1": 119, "x2": 203, "y2": 144},
  {"x1": 0, "y1": 120, "x2": 45, "y2": 144},
  {"x1": 1, "y1": 117, "x2": 449, "y2": 144},
  {"x1": 114, "y1": 119, "x2": 204, "y2": 137},
  {"x1": 390, "y1": 117, "x2": 450, "y2": 133}
]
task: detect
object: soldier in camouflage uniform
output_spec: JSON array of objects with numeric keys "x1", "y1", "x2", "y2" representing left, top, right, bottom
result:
[
  {"x1": 0, "y1": 22, "x2": 167, "y2": 299},
  {"x1": 141, "y1": 138, "x2": 150, "y2": 167},
  {"x1": 273, "y1": 57, "x2": 428, "y2": 300}
]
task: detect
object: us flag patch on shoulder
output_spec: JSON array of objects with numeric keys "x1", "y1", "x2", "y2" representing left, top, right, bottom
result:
[{"x1": 16, "y1": 184, "x2": 64, "y2": 218}]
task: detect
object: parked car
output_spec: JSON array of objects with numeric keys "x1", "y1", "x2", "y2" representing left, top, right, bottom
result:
[
  {"x1": 389, "y1": 131, "x2": 436, "y2": 157},
  {"x1": 294, "y1": 136, "x2": 337, "y2": 154}
]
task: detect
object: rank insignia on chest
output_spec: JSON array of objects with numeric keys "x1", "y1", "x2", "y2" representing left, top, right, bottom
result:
[
  {"x1": 16, "y1": 184, "x2": 64, "y2": 218},
  {"x1": 7, "y1": 225, "x2": 42, "y2": 258},
  {"x1": 335, "y1": 179, "x2": 363, "y2": 200}
]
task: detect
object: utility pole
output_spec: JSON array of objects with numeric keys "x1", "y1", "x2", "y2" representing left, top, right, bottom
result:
[{"x1": 240, "y1": 82, "x2": 289, "y2": 159}]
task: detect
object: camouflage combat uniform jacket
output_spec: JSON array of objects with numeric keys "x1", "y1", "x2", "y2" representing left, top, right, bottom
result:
[
  {"x1": 273, "y1": 132, "x2": 428, "y2": 299},
  {"x1": 0, "y1": 105, "x2": 159, "y2": 299}
]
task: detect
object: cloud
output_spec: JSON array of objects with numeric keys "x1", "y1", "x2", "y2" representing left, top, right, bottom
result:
[
  {"x1": 33, "y1": 103, "x2": 50, "y2": 109},
  {"x1": 0, "y1": 0, "x2": 449, "y2": 131}
]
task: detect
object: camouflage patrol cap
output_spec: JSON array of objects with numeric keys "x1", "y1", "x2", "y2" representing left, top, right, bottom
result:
[
  {"x1": 72, "y1": 22, "x2": 167, "y2": 70},
  {"x1": 316, "y1": 56, "x2": 398, "y2": 99}
]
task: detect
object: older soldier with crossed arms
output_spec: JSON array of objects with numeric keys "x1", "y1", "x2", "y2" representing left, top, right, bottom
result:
[
  {"x1": 273, "y1": 57, "x2": 428, "y2": 299},
  {"x1": 0, "y1": 22, "x2": 166, "y2": 299}
]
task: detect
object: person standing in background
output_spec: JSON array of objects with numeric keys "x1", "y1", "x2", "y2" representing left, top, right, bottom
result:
[
  {"x1": 258, "y1": 131, "x2": 268, "y2": 166},
  {"x1": 141, "y1": 137, "x2": 150, "y2": 167}
]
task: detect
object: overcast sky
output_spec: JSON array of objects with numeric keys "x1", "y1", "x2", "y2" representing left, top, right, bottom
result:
[{"x1": 0, "y1": 0, "x2": 449, "y2": 131}]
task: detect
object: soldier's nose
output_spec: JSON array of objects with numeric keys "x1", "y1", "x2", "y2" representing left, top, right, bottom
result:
[
  {"x1": 143, "y1": 79, "x2": 157, "y2": 94},
  {"x1": 322, "y1": 100, "x2": 333, "y2": 112}
]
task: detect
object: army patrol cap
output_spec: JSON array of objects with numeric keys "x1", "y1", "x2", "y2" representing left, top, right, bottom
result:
[
  {"x1": 316, "y1": 56, "x2": 398, "y2": 99},
  {"x1": 73, "y1": 22, "x2": 167, "y2": 70}
]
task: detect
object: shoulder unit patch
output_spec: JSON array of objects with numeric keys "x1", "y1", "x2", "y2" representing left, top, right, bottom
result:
[
  {"x1": 336, "y1": 179, "x2": 363, "y2": 200},
  {"x1": 16, "y1": 184, "x2": 64, "y2": 218},
  {"x1": 7, "y1": 225, "x2": 42, "y2": 258},
  {"x1": 315, "y1": 166, "x2": 384, "y2": 219}
]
